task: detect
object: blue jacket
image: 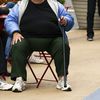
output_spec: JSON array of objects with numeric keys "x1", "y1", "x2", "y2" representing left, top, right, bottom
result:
[{"x1": 4, "y1": 0, "x2": 74, "y2": 59}]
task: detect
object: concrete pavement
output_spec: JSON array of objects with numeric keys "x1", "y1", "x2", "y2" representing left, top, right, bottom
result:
[{"x1": 1, "y1": 29, "x2": 100, "y2": 100}]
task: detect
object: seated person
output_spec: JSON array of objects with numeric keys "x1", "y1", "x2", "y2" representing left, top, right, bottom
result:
[
  {"x1": 0, "y1": 1, "x2": 43, "y2": 77},
  {"x1": 0, "y1": 0, "x2": 19, "y2": 91},
  {"x1": 0, "y1": 1, "x2": 16, "y2": 77},
  {"x1": 4, "y1": 0, "x2": 74, "y2": 92}
]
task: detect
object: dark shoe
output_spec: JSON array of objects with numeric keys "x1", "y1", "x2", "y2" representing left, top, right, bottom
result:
[{"x1": 87, "y1": 37, "x2": 93, "y2": 41}]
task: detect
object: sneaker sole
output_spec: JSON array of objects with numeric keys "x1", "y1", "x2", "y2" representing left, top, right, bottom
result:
[
  {"x1": 56, "y1": 85, "x2": 72, "y2": 91},
  {"x1": 12, "y1": 89, "x2": 22, "y2": 92},
  {"x1": 12, "y1": 86, "x2": 26, "y2": 92},
  {"x1": 0, "y1": 87, "x2": 12, "y2": 91},
  {"x1": 62, "y1": 87, "x2": 72, "y2": 91}
]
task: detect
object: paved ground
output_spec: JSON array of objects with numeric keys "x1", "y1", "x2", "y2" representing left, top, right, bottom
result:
[{"x1": 1, "y1": 29, "x2": 100, "y2": 100}]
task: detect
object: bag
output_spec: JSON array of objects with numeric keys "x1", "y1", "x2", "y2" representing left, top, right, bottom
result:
[{"x1": 0, "y1": 7, "x2": 9, "y2": 15}]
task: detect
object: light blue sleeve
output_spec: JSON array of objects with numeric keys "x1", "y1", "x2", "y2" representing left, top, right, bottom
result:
[
  {"x1": 4, "y1": 4, "x2": 20, "y2": 37},
  {"x1": 58, "y1": 2, "x2": 74, "y2": 32}
]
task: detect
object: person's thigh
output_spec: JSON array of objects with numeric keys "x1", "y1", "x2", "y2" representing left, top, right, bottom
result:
[
  {"x1": 11, "y1": 38, "x2": 32, "y2": 59},
  {"x1": 47, "y1": 36, "x2": 70, "y2": 76},
  {"x1": 28, "y1": 38, "x2": 53, "y2": 51},
  {"x1": 88, "y1": 0, "x2": 96, "y2": 14},
  {"x1": 47, "y1": 36, "x2": 69, "y2": 57}
]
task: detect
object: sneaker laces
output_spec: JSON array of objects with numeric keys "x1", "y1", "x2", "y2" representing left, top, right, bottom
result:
[{"x1": 15, "y1": 77, "x2": 25, "y2": 86}]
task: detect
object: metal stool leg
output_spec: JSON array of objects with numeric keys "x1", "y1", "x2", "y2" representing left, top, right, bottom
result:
[
  {"x1": 36, "y1": 52, "x2": 58, "y2": 88},
  {"x1": 27, "y1": 56, "x2": 38, "y2": 84}
]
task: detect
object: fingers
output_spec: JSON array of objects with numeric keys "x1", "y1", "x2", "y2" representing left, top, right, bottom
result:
[
  {"x1": 59, "y1": 16, "x2": 67, "y2": 26},
  {"x1": 12, "y1": 33, "x2": 24, "y2": 45}
]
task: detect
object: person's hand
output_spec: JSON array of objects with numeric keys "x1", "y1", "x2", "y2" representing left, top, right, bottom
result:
[
  {"x1": 12, "y1": 32, "x2": 24, "y2": 45},
  {"x1": 59, "y1": 16, "x2": 67, "y2": 26},
  {"x1": 0, "y1": 3, "x2": 6, "y2": 7}
]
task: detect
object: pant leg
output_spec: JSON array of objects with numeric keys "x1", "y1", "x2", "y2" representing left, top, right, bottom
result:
[
  {"x1": 25, "y1": 37, "x2": 70, "y2": 77},
  {"x1": 11, "y1": 39, "x2": 32, "y2": 81},
  {"x1": 0, "y1": 38, "x2": 5, "y2": 74},
  {"x1": 0, "y1": 31, "x2": 8, "y2": 74},
  {"x1": 11, "y1": 37, "x2": 70, "y2": 80},
  {"x1": 98, "y1": 0, "x2": 100, "y2": 16},
  {"x1": 87, "y1": 0, "x2": 96, "y2": 38},
  {"x1": 47, "y1": 36, "x2": 70, "y2": 77},
  {"x1": 11, "y1": 37, "x2": 54, "y2": 81}
]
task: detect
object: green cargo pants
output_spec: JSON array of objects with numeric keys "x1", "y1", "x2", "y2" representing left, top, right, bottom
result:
[{"x1": 11, "y1": 37, "x2": 70, "y2": 81}]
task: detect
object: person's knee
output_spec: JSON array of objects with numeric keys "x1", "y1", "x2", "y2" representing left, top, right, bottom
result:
[
  {"x1": 54, "y1": 37, "x2": 70, "y2": 51},
  {"x1": 12, "y1": 43, "x2": 20, "y2": 50},
  {"x1": 11, "y1": 43, "x2": 24, "y2": 55},
  {"x1": 11, "y1": 40, "x2": 27, "y2": 52}
]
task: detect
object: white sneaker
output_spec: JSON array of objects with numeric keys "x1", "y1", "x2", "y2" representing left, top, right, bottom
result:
[
  {"x1": 0, "y1": 79, "x2": 13, "y2": 91},
  {"x1": 12, "y1": 77, "x2": 26, "y2": 92},
  {"x1": 56, "y1": 78, "x2": 72, "y2": 91},
  {"x1": 29, "y1": 56, "x2": 44, "y2": 64}
]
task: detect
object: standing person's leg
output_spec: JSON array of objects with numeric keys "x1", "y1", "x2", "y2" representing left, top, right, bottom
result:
[
  {"x1": 87, "y1": 0, "x2": 96, "y2": 41},
  {"x1": 98, "y1": 0, "x2": 100, "y2": 16},
  {"x1": 47, "y1": 36, "x2": 71, "y2": 91},
  {"x1": 11, "y1": 39, "x2": 32, "y2": 92}
]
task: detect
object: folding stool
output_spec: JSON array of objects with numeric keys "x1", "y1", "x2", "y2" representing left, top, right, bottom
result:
[{"x1": 27, "y1": 51, "x2": 58, "y2": 88}]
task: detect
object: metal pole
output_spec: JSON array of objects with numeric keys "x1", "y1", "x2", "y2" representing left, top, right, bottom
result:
[
  {"x1": 59, "y1": 24, "x2": 67, "y2": 87},
  {"x1": 62, "y1": 27, "x2": 67, "y2": 87}
]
